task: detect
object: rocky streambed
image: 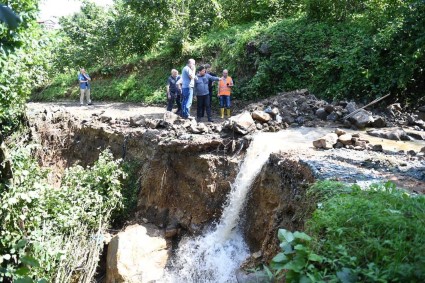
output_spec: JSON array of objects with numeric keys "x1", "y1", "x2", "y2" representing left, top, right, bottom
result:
[{"x1": 26, "y1": 92, "x2": 425, "y2": 282}]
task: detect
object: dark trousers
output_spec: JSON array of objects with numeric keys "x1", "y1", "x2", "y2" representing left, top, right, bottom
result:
[
  {"x1": 197, "y1": 95, "x2": 211, "y2": 120},
  {"x1": 201, "y1": 93, "x2": 213, "y2": 117},
  {"x1": 167, "y1": 92, "x2": 181, "y2": 113}
]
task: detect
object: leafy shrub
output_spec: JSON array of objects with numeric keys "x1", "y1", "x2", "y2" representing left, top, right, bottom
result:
[
  {"x1": 270, "y1": 181, "x2": 425, "y2": 282},
  {"x1": 0, "y1": 146, "x2": 125, "y2": 282}
]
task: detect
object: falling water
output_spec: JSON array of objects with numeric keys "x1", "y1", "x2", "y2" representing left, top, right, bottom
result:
[{"x1": 163, "y1": 132, "x2": 293, "y2": 283}]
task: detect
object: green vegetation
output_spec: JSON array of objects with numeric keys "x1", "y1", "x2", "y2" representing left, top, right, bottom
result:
[
  {"x1": 32, "y1": 0, "x2": 425, "y2": 106},
  {"x1": 0, "y1": 145, "x2": 125, "y2": 282},
  {"x1": 270, "y1": 181, "x2": 425, "y2": 282}
]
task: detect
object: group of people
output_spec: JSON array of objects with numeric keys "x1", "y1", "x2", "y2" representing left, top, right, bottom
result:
[
  {"x1": 78, "y1": 59, "x2": 234, "y2": 121},
  {"x1": 166, "y1": 59, "x2": 233, "y2": 122}
]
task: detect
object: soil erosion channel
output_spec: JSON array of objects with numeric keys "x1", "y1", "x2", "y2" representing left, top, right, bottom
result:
[{"x1": 27, "y1": 101, "x2": 425, "y2": 282}]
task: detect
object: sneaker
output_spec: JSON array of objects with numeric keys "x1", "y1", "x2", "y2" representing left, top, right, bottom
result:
[
  {"x1": 208, "y1": 119, "x2": 213, "y2": 122},
  {"x1": 87, "y1": 102, "x2": 93, "y2": 105}
]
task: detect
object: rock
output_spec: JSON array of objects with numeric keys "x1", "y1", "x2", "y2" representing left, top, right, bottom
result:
[
  {"x1": 326, "y1": 112, "x2": 338, "y2": 121},
  {"x1": 130, "y1": 115, "x2": 145, "y2": 127},
  {"x1": 275, "y1": 114, "x2": 282, "y2": 123},
  {"x1": 163, "y1": 111, "x2": 180, "y2": 125},
  {"x1": 355, "y1": 140, "x2": 367, "y2": 149},
  {"x1": 345, "y1": 102, "x2": 357, "y2": 113},
  {"x1": 100, "y1": 114, "x2": 112, "y2": 123},
  {"x1": 197, "y1": 123, "x2": 209, "y2": 133},
  {"x1": 145, "y1": 119, "x2": 160, "y2": 129},
  {"x1": 371, "y1": 144, "x2": 383, "y2": 152},
  {"x1": 227, "y1": 111, "x2": 256, "y2": 135},
  {"x1": 407, "y1": 150, "x2": 416, "y2": 156},
  {"x1": 335, "y1": 128, "x2": 346, "y2": 136},
  {"x1": 106, "y1": 224, "x2": 168, "y2": 283},
  {"x1": 407, "y1": 115, "x2": 425, "y2": 130},
  {"x1": 313, "y1": 133, "x2": 338, "y2": 149},
  {"x1": 367, "y1": 128, "x2": 410, "y2": 141},
  {"x1": 251, "y1": 110, "x2": 271, "y2": 123},
  {"x1": 256, "y1": 123, "x2": 263, "y2": 130},
  {"x1": 421, "y1": 147, "x2": 425, "y2": 153},
  {"x1": 418, "y1": 106, "x2": 425, "y2": 112},
  {"x1": 324, "y1": 105, "x2": 334, "y2": 113},
  {"x1": 315, "y1": 108, "x2": 328, "y2": 120},
  {"x1": 271, "y1": 107, "x2": 280, "y2": 117},
  {"x1": 371, "y1": 116, "x2": 386, "y2": 128},
  {"x1": 348, "y1": 109, "x2": 373, "y2": 129},
  {"x1": 252, "y1": 251, "x2": 262, "y2": 259},
  {"x1": 282, "y1": 115, "x2": 295, "y2": 124},
  {"x1": 338, "y1": 134, "x2": 353, "y2": 145},
  {"x1": 334, "y1": 142, "x2": 344, "y2": 149}
]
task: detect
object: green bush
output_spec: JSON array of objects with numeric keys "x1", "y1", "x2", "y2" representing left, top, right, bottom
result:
[
  {"x1": 0, "y1": 146, "x2": 125, "y2": 282},
  {"x1": 270, "y1": 181, "x2": 425, "y2": 282}
]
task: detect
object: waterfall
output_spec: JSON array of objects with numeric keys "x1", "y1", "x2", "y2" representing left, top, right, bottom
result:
[{"x1": 164, "y1": 133, "x2": 286, "y2": 283}]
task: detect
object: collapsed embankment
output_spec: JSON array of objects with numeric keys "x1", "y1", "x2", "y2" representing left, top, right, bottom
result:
[
  {"x1": 27, "y1": 104, "x2": 322, "y2": 262},
  {"x1": 26, "y1": 97, "x2": 425, "y2": 281}
]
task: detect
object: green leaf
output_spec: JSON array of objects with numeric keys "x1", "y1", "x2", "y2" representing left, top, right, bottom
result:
[
  {"x1": 15, "y1": 267, "x2": 30, "y2": 276},
  {"x1": 308, "y1": 253, "x2": 323, "y2": 263},
  {"x1": 13, "y1": 239, "x2": 28, "y2": 249},
  {"x1": 15, "y1": 277, "x2": 34, "y2": 283},
  {"x1": 337, "y1": 267, "x2": 357, "y2": 283},
  {"x1": 278, "y1": 229, "x2": 295, "y2": 243},
  {"x1": 272, "y1": 253, "x2": 288, "y2": 263},
  {"x1": 280, "y1": 242, "x2": 294, "y2": 254},
  {"x1": 300, "y1": 275, "x2": 312, "y2": 283},
  {"x1": 20, "y1": 256, "x2": 40, "y2": 267},
  {"x1": 294, "y1": 231, "x2": 312, "y2": 241},
  {"x1": 263, "y1": 265, "x2": 273, "y2": 280}
]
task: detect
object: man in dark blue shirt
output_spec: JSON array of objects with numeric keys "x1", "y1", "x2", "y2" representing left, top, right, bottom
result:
[
  {"x1": 166, "y1": 69, "x2": 182, "y2": 114},
  {"x1": 194, "y1": 65, "x2": 220, "y2": 122}
]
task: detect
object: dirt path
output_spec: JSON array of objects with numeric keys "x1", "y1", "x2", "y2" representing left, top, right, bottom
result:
[
  {"x1": 27, "y1": 102, "x2": 167, "y2": 120},
  {"x1": 27, "y1": 101, "x2": 226, "y2": 123}
]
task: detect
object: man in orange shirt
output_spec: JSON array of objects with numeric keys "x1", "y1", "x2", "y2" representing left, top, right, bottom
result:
[{"x1": 217, "y1": 69, "x2": 234, "y2": 118}]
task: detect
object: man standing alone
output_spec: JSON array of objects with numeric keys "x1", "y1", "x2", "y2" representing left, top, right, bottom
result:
[
  {"x1": 78, "y1": 68, "x2": 92, "y2": 106},
  {"x1": 218, "y1": 69, "x2": 233, "y2": 118},
  {"x1": 166, "y1": 69, "x2": 182, "y2": 114},
  {"x1": 181, "y1": 59, "x2": 196, "y2": 118}
]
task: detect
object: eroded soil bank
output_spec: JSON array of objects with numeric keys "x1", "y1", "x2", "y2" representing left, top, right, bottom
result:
[{"x1": 26, "y1": 93, "x2": 425, "y2": 281}]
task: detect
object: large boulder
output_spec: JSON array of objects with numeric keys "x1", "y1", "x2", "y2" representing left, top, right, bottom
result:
[
  {"x1": 313, "y1": 133, "x2": 338, "y2": 149},
  {"x1": 227, "y1": 111, "x2": 256, "y2": 135},
  {"x1": 367, "y1": 128, "x2": 410, "y2": 141},
  {"x1": 106, "y1": 224, "x2": 169, "y2": 283},
  {"x1": 251, "y1": 110, "x2": 271, "y2": 123},
  {"x1": 348, "y1": 109, "x2": 373, "y2": 129}
]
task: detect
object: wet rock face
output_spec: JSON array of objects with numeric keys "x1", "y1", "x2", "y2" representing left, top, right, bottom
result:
[{"x1": 243, "y1": 154, "x2": 315, "y2": 262}]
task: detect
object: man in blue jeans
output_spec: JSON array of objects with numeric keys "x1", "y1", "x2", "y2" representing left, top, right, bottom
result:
[
  {"x1": 181, "y1": 59, "x2": 196, "y2": 118},
  {"x1": 78, "y1": 68, "x2": 92, "y2": 106}
]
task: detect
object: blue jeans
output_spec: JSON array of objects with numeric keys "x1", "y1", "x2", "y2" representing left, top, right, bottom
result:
[
  {"x1": 181, "y1": 87, "x2": 193, "y2": 118},
  {"x1": 219, "y1": 95, "x2": 231, "y2": 108}
]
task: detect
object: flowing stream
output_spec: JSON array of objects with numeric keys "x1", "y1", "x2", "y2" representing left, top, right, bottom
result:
[{"x1": 163, "y1": 132, "x2": 296, "y2": 282}]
